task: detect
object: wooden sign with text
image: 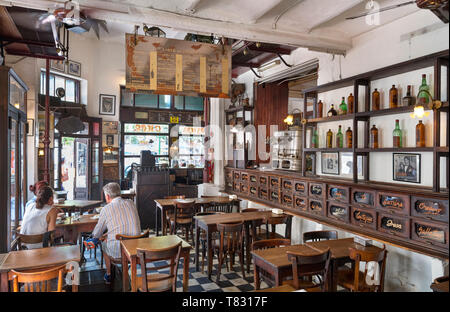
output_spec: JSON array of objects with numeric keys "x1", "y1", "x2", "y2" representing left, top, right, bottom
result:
[{"x1": 125, "y1": 34, "x2": 231, "y2": 98}]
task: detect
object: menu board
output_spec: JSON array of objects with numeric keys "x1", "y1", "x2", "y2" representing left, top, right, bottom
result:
[{"x1": 125, "y1": 34, "x2": 231, "y2": 98}]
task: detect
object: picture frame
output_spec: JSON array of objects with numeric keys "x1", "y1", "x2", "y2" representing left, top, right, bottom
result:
[
  {"x1": 393, "y1": 153, "x2": 421, "y2": 183},
  {"x1": 305, "y1": 153, "x2": 316, "y2": 175},
  {"x1": 67, "y1": 60, "x2": 81, "y2": 76},
  {"x1": 340, "y1": 152, "x2": 363, "y2": 177},
  {"x1": 50, "y1": 59, "x2": 65, "y2": 72},
  {"x1": 99, "y1": 94, "x2": 116, "y2": 116},
  {"x1": 321, "y1": 152, "x2": 339, "y2": 175},
  {"x1": 27, "y1": 119, "x2": 34, "y2": 136}
]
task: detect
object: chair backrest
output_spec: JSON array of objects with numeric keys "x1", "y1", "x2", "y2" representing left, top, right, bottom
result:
[
  {"x1": 265, "y1": 215, "x2": 293, "y2": 239},
  {"x1": 287, "y1": 248, "x2": 331, "y2": 291},
  {"x1": 252, "y1": 238, "x2": 291, "y2": 251},
  {"x1": 217, "y1": 221, "x2": 244, "y2": 253},
  {"x1": 348, "y1": 245, "x2": 387, "y2": 292},
  {"x1": 241, "y1": 208, "x2": 263, "y2": 213},
  {"x1": 165, "y1": 195, "x2": 186, "y2": 199},
  {"x1": 136, "y1": 242, "x2": 182, "y2": 292},
  {"x1": 10, "y1": 264, "x2": 72, "y2": 292},
  {"x1": 15, "y1": 231, "x2": 55, "y2": 250},
  {"x1": 201, "y1": 195, "x2": 220, "y2": 198},
  {"x1": 206, "y1": 202, "x2": 233, "y2": 213},
  {"x1": 174, "y1": 201, "x2": 195, "y2": 222},
  {"x1": 303, "y1": 230, "x2": 338, "y2": 243},
  {"x1": 195, "y1": 212, "x2": 219, "y2": 217},
  {"x1": 116, "y1": 228, "x2": 150, "y2": 241}
]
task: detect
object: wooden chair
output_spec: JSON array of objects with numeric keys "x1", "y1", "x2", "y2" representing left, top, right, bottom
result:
[
  {"x1": 337, "y1": 246, "x2": 387, "y2": 292},
  {"x1": 194, "y1": 211, "x2": 222, "y2": 272},
  {"x1": 12, "y1": 231, "x2": 55, "y2": 250},
  {"x1": 252, "y1": 238, "x2": 291, "y2": 288},
  {"x1": 284, "y1": 248, "x2": 331, "y2": 292},
  {"x1": 303, "y1": 230, "x2": 338, "y2": 243},
  {"x1": 136, "y1": 241, "x2": 182, "y2": 292},
  {"x1": 164, "y1": 195, "x2": 186, "y2": 233},
  {"x1": 214, "y1": 221, "x2": 245, "y2": 282},
  {"x1": 257, "y1": 215, "x2": 293, "y2": 241},
  {"x1": 170, "y1": 201, "x2": 195, "y2": 243},
  {"x1": 205, "y1": 201, "x2": 233, "y2": 213},
  {"x1": 241, "y1": 208, "x2": 265, "y2": 246},
  {"x1": 10, "y1": 263, "x2": 77, "y2": 292}
]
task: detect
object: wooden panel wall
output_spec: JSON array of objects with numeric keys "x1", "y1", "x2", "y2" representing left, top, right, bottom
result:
[{"x1": 254, "y1": 82, "x2": 289, "y2": 164}]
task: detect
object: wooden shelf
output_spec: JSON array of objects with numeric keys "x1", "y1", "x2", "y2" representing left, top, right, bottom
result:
[
  {"x1": 304, "y1": 148, "x2": 353, "y2": 152},
  {"x1": 356, "y1": 147, "x2": 435, "y2": 153},
  {"x1": 355, "y1": 106, "x2": 418, "y2": 118},
  {"x1": 305, "y1": 114, "x2": 354, "y2": 124},
  {"x1": 436, "y1": 147, "x2": 449, "y2": 154},
  {"x1": 225, "y1": 105, "x2": 254, "y2": 113}
]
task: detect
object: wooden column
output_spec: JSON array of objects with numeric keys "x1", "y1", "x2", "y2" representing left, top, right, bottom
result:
[{"x1": 43, "y1": 58, "x2": 51, "y2": 183}]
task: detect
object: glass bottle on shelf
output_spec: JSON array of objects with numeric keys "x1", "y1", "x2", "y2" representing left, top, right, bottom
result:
[
  {"x1": 326, "y1": 129, "x2": 333, "y2": 148},
  {"x1": 417, "y1": 74, "x2": 430, "y2": 106},
  {"x1": 346, "y1": 127, "x2": 352, "y2": 148},
  {"x1": 348, "y1": 93, "x2": 354, "y2": 114},
  {"x1": 327, "y1": 104, "x2": 338, "y2": 117},
  {"x1": 317, "y1": 100, "x2": 323, "y2": 118},
  {"x1": 389, "y1": 85, "x2": 398, "y2": 108},
  {"x1": 312, "y1": 129, "x2": 319, "y2": 148},
  {"x1": 402, "y1": 85, "x2": 415, "y2": 107},
  {"x1": 372, "y1": 88, "x2": 380, "y2": 111},
  {"x1": 336, "y1": 125, "x2": 343, "y2": 148},
  {"x1": 370, "y1": 125, "x2": 379, "y2": 149},
  {"x1": 416, "y1": 120, "x2": 425, "y2": 147},
  {"x1": 393, "y1": 119, "x2": 402, "y2": 148},
  {"x1": 339, "y1": 97, "x2": 347, "y2": 115}
]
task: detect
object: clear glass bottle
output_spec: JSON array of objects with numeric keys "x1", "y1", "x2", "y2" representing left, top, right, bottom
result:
[
  {"x1": 348, "y1": 93, "x2": 354, "y2": 114},
  {"x1": 339, "y1": 97, "x2": 347, "y2": 115},
  {"x1": 312, "y1": 129, "x2": 319, "y2": 148},
  {"x1": 317, "y1": 100, "x2": 323, "y2": 118},
  {"x1": 417, "y1": 74, "x2": 430, "y2": 106},
  {"x1": 336, "y1": 126, "x2": 344, "y2": 148},
  {"x1": 372, "y1": 88, "x2": 380, "y2": 111},
  {"x1": 402, "y1": 85, "x2": 415, "y2": 107},
  {"x1": 370, "y1": 125, "x2": 379, "y2": 149},
  {"x1": 327, "y1": 104, "x2": 338, "y2": 117},
  {"x1": 346, "y1": 127, "x2": 352, "y2": 148},
  {"x1": 326, "y1": 129, "x2": 333, "y2": 148},
  {"x1": 392, "y1": 119, "x2": 402, "y2": 148},
  {"x1": 389, "y1": 85, "x2": 398, "y2": 108},
  {"x1": 416, "y1": 120, "x2": 425, "y2": 147}
]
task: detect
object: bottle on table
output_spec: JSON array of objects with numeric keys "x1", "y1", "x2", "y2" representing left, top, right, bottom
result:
[
  {"x1": 339, "y1": 97, "x2": 348, "y2": 115},
  {"x1": 389, "y1": 85, "x2": 398, "y2": 108},
  {"x1": 402, "y1": 85, "x2": 415, "y2": 107},
  {"x1": 370, "y1": 125, "x2": 379, "y2": 149},
  {"x1": 346, "y1": 127, "x2": 353, "y2": 148},
  {"x1": 327, "y1": 104, "x2": 338, "y2": 117},
  {"x1": 417, "y1": 74, "x2": 430, "y2": 106},
  {"x1": 416, "y1": 120, "x2": 425, "y2": 147},
  {"x1": 348, "y1": 93, "x2": 354, "y2": 114},
  {"x1": 317, "y1": 100, "x2": 323, "y2": 118},
  {"x1": 393, "y1": 119, "x2": 402, "y2": 148},
  {"x1": 326, "y1": 129, "x2": 333, "y2": 148},
  {"x1": 312, "y1": 129, "x2": 319, "y2": 148},
  {"x1": 336, "y1": 125, "x2": 344, "y2": 148},
  {"x1": 372, "y1": 88, "x2": 380, "y2": 111}
]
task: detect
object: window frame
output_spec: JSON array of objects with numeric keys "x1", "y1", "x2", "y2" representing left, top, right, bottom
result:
[{"x1": 40, "y1": 71, "x2": 81, "y2": 103}]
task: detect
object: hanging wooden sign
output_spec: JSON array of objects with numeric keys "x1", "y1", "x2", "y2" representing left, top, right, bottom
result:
[{"x1": 125, "y1": 34, "x2": 231, "y2": 98}]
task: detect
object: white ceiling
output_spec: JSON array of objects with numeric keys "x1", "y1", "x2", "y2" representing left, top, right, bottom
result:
[{"x1": 1, "y1": 0, "x2": 424, "y2": 53}]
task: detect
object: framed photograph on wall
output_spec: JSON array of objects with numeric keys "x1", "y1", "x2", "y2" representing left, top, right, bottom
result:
[
  {"x1": 321, "y1": 152, "x2": 339, "y2": 175},
  {"x1": 393, "y1": 153, "x2": 421, "y2": 183},
  {"x1": 50, "y1": 59, "x2": 65, "y2": 72},
  {"x1": 341, "y1": 153, "x2": 363, "y2": 176},
  {"x1": 99, "y1": 94, "x2": 116, "y2": 116},
  {"x1": 305, "y1": 153, "x2": 316, "y2": 176},
  {"x1": 67, "y1": 60, "x2": 81, "y2": 76}
]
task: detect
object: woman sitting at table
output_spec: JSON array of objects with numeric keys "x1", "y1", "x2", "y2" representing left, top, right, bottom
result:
[
  {"x1": 25, "y1": 180, "x2": 49, "y2": 214},
  {"x1": 20, "y1": 186, "x2": 59, "y2": 249}
]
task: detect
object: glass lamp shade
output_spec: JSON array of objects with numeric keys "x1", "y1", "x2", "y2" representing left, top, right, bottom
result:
[
  {"x1": 284, "y1": 115, "x2": 294, "y2": 125},
  {"x1": 410, "y1": 105, "x2": 430, "y2": 118}
]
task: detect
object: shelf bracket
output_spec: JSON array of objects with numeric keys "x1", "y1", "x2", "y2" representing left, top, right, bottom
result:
[
  {"x1": 277, "y1": 53, "x2": 293, "y2": 67},
  {"x1": 250, "y1": 67, "x2": 262, "y2": 78}
]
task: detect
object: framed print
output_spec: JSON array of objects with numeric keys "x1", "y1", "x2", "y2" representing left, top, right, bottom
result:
[
  {"x1": 341, "y1": 153, "x2": 363, "y2": 177},
  {"x1": 305, "y1": 153, "x2": 316, "y2": 175},
  {"x1": 393, "y1": 153, "x2": 421, "y2": 183},
  {"x1": 67, "y1": 60, "x2": 81, "y2": 76},
  {"x1": 102, "y1": 134, "x2": 119, "y2": 148},
  {"x1": 99, "y1": 94, "x2": 116, "y2": 116},
  {"x1": 102, "y1": 121, "x2": 118, "y2": 134},
  {"x1": 321, "y1": 152, "x2": 339, "y2": 175},
  {"x1": 50, "y1": 59, "x2": 65, "y2": 72},
  {"x1": 27, "y1": 119, "x2": 34, "y2": 136}
]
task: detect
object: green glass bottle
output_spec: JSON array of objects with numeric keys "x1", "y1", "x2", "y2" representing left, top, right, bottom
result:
[
  {"x1": 312, "y1": 129, "x2": 319, "y2": 148},
  {"x1": 392, "y1": 119, "x2": 402, "y2": 148},
  {"x1": 417, "y1": 74, "x2": 430, "y2": 106},
  {"x1": 339, "y1": 97, "x2": 347, "y2": 115},
  {"x1": 336, "y1": 125, "x2": 344, "y2": 148}
]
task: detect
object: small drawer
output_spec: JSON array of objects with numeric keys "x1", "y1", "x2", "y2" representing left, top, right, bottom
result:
[
  {"x1": 309, "y1": 183, "x2": 325, "y2": 199},
  {"x1": 282, "y1": 179, "x2": 293, "y2": 192},
  {"x1": 233, "y1": 171, "x2": 240, "y2": 181},
  {"x1": 249, "y1": 174, "x2": 258, "y2": 185},
  {"x1": 328, "y1": 185, "x2": 350, "y2": 203},
  {"x1": 269, "y1": 176, "x2": 281, "y2": 189},
  {"x1": 225, "y1": 170, "x2": 233, "y2": 181},
  {"x1": 351, "y1": 207, "x2": 377, "y2": 230},
  {"x1": 377, "y1": 192, "x2": 410, "y2": 216},
  {"x1": 226, "y1": 181, "x2": 233, "y2": 190},
  {"x1": 411, "y1": 196, "x2": 448, "y2": 223},
  {"x1": 240, "y1": 182, "x2": 248, "y2": 195},
  {"x1": 233, "y1": 181, "x2": 240, "y2": 192},
  {"x1": 411, "y1": 218, "x2": 449, "y2": 249},
  {"x1": 281, "y1": 192, "x2": 293, "y2": 208},
  {"x1": 294, "y1": 196, "x2": 308, "y2": 212},
  {"x1": 377, "y1": 213, "x2": 410, "y2": 239},
  {"x1": 241, "y1": 172, "x2": 249, "y2": 182},
  {"x1": 351, "y1": 188, "x2": 376, "y2": 209},
  {"x1": 294, "y1": 180, "x2": 308, "y2": 195},
  {"x1": 249, "y1": 185, "x2": 258, "y2": 197},
  {"x1": 259, "y1": 188, "x2": 269, "y2": 201},
  {"x1": 327, "y1": 202, "x2": 350, "y2": 223},
  {"x1": 270, "y1": 189, "x2": 280, "y2": 203},
  {"x1": 259, "y1": 175, "x2": 268, "y2": 187},
  {"x1": 308, "y1": 199, "x2": 325, "y2": 216}
]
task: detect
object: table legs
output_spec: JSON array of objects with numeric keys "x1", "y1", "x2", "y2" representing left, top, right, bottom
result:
[
  {"x1": 207, "y1": 230, "x2": 213, "y2": 279},
  {"x1": 130, "y1": 257, "x2": 137, "y2": 292},
  {"x1": 253, "y1": 262, "x2": 260, "y2": 290},
  {"x1": 121, "y1": 248, "x2": 129, "y2": 292},
  {"x1": 0, "y1": 272, "x2": 8, "y2": 292},
  {"x1": 195, "y1": 220, "x2": 200, "y2": 272},
  {"x1": 245, "y1": 223, "x2": 251, "y2": 274},
  {"x1": 182, "y1": 250, "x2": 190, "y2": 292},
  {"x1": 155, "y1": 206, "x2": 160, "y2": 237}
]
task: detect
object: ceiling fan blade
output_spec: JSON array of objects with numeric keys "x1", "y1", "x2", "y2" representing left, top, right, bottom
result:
[{"x1": 346, "y1": 0, "x2": 416, "y2": 20}]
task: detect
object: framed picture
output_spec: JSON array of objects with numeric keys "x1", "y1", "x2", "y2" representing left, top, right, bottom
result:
[
  {"x1": 102, "y1": 121, "x2": 118, "y2": 134},
  {"x1": 27, "y1": 119, "x2": 34, "y2": 136},
  {"x1": 341, "y1": 153, "x2": 363, "y2": 176},
  {"x1": 102, "y1": 134, "x2": 119, "y2": 148},
  {"x1": 99, "y1": 94, "x2": 116, "y2": 116},
  {"x1": 393, "y1": 153, "x2": 421, "y2": 183},
  {"x1": 50, "y1": 59, "x2": 65, "y2": 72},
  {"x1": 305, "y1": 153, "x2": 316, "y2": 175},
  {"x1": 67, "y1": 60, "x2": 81, "y2": 76},
  {"x1": 321, "y1": 152, "x2": 339, "y2": 175}
]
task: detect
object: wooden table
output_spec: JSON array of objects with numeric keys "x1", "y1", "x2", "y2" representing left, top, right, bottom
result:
[
  {"x1": 251, "y1": 244, "x2": 321, "y2": 290},
  {"x1": 120, "y1": 235, "x2": 192, "y2": 292},
  {"x1": 154, "y1": 196, "x2": 240, "y2": 236},
  {"x1": 54, "y1": 200, "x2": 103, "y2": 216},
  {"x1": 121, "y1": 190, "x2": 136, "y2": 201},
  {"x1": 0, "y1": 245, "x2": 80, "y2": 292},
  {"x1": 55, "y1": 214, "x2": 99, "y2": 243},
  {"x1": 430, "y1": 280, "x2": 449, "y2": 292},
  {"x1": 194, "y1": 210, "x2": 287, "y2": 279},
  {"x1": 305, "y1": 238, "x2": 384, "y2": 291}
]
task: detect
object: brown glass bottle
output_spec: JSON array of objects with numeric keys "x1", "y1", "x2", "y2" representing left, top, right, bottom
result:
[
  {"x1": 346, "y1": 127, "x2": 352, "y2": 148},
  {"x1": 370, "y1": 125, "x2": 379, "y2": 149},
  {"x1": 389, "y1": 85, "x2": 398, "y2": 108},
  {"x1": 348, "y1": 93, "x2": 354, "y2": 114},
  {"x1": 326, "y1": 129, "x2": 333, "y2": 148},
  {"x1": 317, "y1": 100, "x2": 323, "y2": 118},
  {"x1": 416, "y1": 120, "x2": 425, "y2": 147},
  {"x1": 372, "y1": 88, "x2": 380, "y2": 111}
]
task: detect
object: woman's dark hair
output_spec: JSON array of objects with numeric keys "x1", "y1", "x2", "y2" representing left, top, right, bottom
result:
[
  {"x1": 29, "y1": 180, "x2": 49, "y2": 195},
  {"x1": 36, "y1": 186, "x2": 53, "y2": 209}
]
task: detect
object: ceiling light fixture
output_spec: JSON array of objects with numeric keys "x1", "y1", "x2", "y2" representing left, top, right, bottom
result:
[
  {"x1": 258, "y1": 59, "x2": 281, "y2": 72},
  {"x1": 243, "y1": 47, "x2": 249, "y2": 56},
  {"x1": 410, "y1": 89, "x2": 442, "y2": 119}
]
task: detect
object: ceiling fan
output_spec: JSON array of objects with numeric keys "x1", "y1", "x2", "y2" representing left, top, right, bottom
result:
[{"x1": 346, "y1": 0, "x2": 449, "y2": 23}]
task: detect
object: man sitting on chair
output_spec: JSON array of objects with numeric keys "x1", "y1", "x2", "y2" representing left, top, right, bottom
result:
[{"x1": 89, "y1": 182, "x2": 141, "y2": 284}]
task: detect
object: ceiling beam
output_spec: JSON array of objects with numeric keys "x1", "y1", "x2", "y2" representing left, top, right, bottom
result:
[
  {"x1": 247, "y1": 44, "x2": 292, "y2": 55},
  {"x1": 232, "y1": 61, "x2": 260, "y2": 68},
  {"x1": 0, "y1": 36, "x2": 55, "y2": 47},
  {"x1": 5, "y1": 0, "x2": 351, "y2": 54}
]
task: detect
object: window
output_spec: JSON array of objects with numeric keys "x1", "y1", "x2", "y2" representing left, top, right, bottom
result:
[
  {"x1": 40, "y1": 71, "x2": 80, "y2": 103},
  {"x1": 135, "y1": 94, "x2": 157, "y2": 108},
  {"x1": 175, "y1": 126, "x2": 205, "y2": 168},
  {"x1": 185, "y1": 96, "x2": 204, "y2": 111}
]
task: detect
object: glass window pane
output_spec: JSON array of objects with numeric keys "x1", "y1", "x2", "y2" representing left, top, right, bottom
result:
[
  {"x1": 178, "y1": 155, "x2": 204, "y2": 168},
  {"x1": 174, "y1": 96, "x2": 184, "y2": 109},
  {"x1": 40, "y1": 72, "x2": 45, "y2": 95},
  {"x1": 156, "y1": 157, "x2": 169, "y2": 167},
  {"x1": 9, "y1": 76, "x2": 26, "y2": 112},
  {"x1": 66, "y1": 79, "x2": 75, "y2": 102},
  {"x1": 185, "y1": 96, "x2": 203, "y2": 111},
  {"x1": 135, "y1": 94, "x2": 157, "y2": 108},
  {"x1": 10, "y1": 119, "x2": 16, "y2": 225},
  {"x1": 49, "y1": 75, "x2": 55, "y2": 96},
  {"x1": 159, "y1": 95, "x2": 171, "y2": 109},
  {"x1": 179, "y1": 136, "x2": 204, "y2": 155},
  {"x1": 124, "y1": 157, "x2": 140, "y2": 178},
  {"x1": 124, "y1": 123, "x2": 169, "y2": 134},
  {"x1": 121, "y1": 89, "x2": 134, "y2": 107},
  {"x1": 55, "y1": 75, "x2": 65, "y2": 100},
  {"x1": 124, "y1": 135, "x2": 169, "y2": 156}
]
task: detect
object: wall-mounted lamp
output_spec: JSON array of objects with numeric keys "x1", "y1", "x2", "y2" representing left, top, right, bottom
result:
[
  {"x1": 410, "y1": 89, "x2": 442, "y2": 119},
  {"x1": 38, "y1": 149, "x2": 45, "y2": 156},
  {"x1": 284, "y1": 109, "x2": 301, "y2": 126}
]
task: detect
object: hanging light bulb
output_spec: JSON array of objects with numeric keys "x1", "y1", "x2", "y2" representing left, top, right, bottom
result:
[
  {"x1": 255, "y1": 42, "x2": 261, "y2": 48},
  {"x1": 243, "y1": 47, "x2": 249, "y2": 56},
  {"x1": 410, "y1": 89, "x2": 440, "y2": 118},
  {"x1": 284, "y1": 114, "x2": 294, "y2": 126}
]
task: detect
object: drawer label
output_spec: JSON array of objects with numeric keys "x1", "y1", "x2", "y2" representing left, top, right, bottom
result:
[
  {"x1": 415, "y1": 200, "x2": 444, "y2": 216},
  {"x1": 415, "y1": 224, "x2": 446, "y2": 244},
  {"x1": 380, "y1": 195, "x2": 404, "y2": 210},
  {"x1": 354, "y1": 210, "x2": 374, "y2": 224},
  {"x1": 311, "y1": 185, "x2": 323, "y2": 196},
  {"x1": 330, "y1": 187, "x2": 346, "y2": 200},
  {"x1": 381, "y1": 216, "x2": 404, "y2": 232},
  {"x1": 354, "y1": 191, "x2": 374, "y2": 206}
]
